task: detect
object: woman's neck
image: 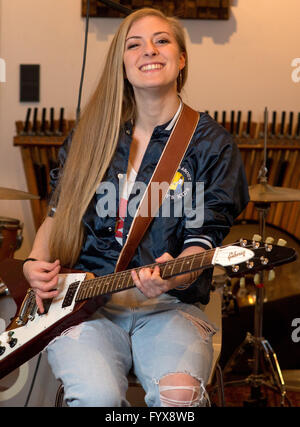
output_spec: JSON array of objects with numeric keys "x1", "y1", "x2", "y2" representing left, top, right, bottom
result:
[{"x1": 134, "y1": 89, "x2": 181, "y2": 134}]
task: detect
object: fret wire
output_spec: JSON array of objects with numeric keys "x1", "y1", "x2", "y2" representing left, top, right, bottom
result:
[
  {"x1": 76, "y1": 287, "x2": 82, "y2": 300},
  {"x1": 113, "y1": 273, "x2": 121, "y2": 292},
  {"x1": 178, "y1": 257, "x2": 184, "y2": 273},
  {"x1": 182, "y1": 257, "x2": 191, "y2": 273},
  {"x1": 200, "y1": 252, "x2": 205, "y2": 268},
  {"x1": 117, "y1": 272, "x2": 126, "y2": 290},
  {"x1": 126, "y1": 271, "x2": 134, "y2": 288},
  {"x1": 86, "y1": 284, "x2": 93, "y2": 298},
  {"x1": 94, "y1": 281, "x2": 101, "y2": 297},
  {"x1": 190, "y1": 254, "x2": 196, "y2": 270},
  {"x1": 170, "y1": 259, "x2": 176, "y2": 276},
  {"x1": 77, "y1": 248, "x2": 217, "y2": 300},
  {"x1": 81, "y1": 286, "x2": 88, "y2": 300}
]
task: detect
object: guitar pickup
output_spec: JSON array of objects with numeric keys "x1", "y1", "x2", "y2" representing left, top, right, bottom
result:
[{"x1": 62, "y1": 281, "x2": 80, "y2": 308}]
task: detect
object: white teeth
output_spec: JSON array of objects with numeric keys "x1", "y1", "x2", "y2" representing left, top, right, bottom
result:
[{"x1": 140, "y1": 63, "x2": 163, "y2": 72}]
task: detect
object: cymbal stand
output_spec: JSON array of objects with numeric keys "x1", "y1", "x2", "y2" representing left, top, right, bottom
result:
[
  {"x1": 222, "y1": 109, "x2": 289, "y2": 406},
  {"x1": 223, "y1": 201, "x2": 288, "y2": 406}
]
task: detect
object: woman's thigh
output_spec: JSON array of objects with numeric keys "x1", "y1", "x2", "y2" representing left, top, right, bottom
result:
[
  {"x1": 46, "y1": 313, "x2": 132, "y2": 406},
  {"x1": 131, "y1": 303, "x2": 215, "y2": 407}
]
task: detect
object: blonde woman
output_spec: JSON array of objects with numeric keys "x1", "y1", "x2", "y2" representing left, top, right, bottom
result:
[{"x1": 23, "y1": 8, "x2": 249, "y2": 406}]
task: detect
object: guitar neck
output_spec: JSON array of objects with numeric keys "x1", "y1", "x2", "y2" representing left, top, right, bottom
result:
[{"x1": 75, "y1": 250, "x2": 215, "y2": 302}]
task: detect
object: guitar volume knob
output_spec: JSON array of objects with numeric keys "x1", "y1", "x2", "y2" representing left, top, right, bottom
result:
[{"x1": 9, "y1": 338, "x2": 18, "y2": 348}]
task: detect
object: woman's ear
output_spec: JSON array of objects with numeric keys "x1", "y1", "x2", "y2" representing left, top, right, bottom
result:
[{"x1": 179, "y1": 52, "x2": 186, "y2": 71}]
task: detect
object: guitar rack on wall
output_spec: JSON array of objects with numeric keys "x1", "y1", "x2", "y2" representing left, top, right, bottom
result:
[
  {"x1": 81, "y1": 0, "x2": 231, "y2": 20},
  {"x1": 13, "y1": 107, "x2": 75, "y2": 229},
  {"x1": 211, "y1": 110, "x2": 300, "y2": 242},
  {"x1": 14, "y1": 109, "x2": 300, "y2": 241}
]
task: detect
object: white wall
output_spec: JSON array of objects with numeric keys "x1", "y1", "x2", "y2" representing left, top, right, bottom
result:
[{"x1": 0, "y1": 0, "x2": 299, "y2": 259}]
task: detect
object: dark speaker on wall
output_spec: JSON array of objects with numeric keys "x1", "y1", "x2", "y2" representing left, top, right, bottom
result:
[{"x1": 20, "y1": 64, "x2": 40, "y2": 102}]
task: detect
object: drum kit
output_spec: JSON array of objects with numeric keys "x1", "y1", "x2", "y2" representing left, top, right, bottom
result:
[{"x1": 0, "y1": 186, "x2": 38, "y2": 265}]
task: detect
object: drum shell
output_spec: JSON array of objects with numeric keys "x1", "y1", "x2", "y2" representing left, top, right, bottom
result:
[{"x1": 0, "y1": 217, "x2": 23, "y2": 260}]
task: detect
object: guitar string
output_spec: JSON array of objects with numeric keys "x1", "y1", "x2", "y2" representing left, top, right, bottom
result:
[{"x1": 75, "y1": 241, "x2": 260, "y2": 300}]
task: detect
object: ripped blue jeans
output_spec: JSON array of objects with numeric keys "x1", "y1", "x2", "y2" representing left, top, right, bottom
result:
[{"x1": 46, "y1": 295, "x2": 216, "y2": 407}]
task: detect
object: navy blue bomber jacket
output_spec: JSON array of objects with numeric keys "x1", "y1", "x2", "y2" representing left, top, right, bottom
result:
[{"x1": 50, "y1": 111, "x2": 249, "y2": 305}]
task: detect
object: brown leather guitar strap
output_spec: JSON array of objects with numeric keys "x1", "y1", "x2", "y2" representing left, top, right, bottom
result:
[{"x1": 115, "y1": 103, "x2": 199, "y2": 273}]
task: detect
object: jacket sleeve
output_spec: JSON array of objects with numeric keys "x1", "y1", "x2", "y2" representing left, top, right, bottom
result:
[
  {"x1": 168, "y1": 126, "x2": 249, "y2": 304},
  {"x1": 182, "y1": 131, "x2": 249, "y2": 251}
]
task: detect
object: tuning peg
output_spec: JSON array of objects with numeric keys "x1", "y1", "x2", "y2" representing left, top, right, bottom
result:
[
  {"x1": 260, "y1": 256, "x2": 269, "y2": 265},
  {"x1": 277, "y1": 238, "x2": 287, "y2": 246},
  {"x1": 246, "y1": 260, "x2": 254, "y2": 269},
  {"x1": 265, "y1": 236, "x2": 275, "y2": 244},
  {"x1": 239, "y1": 277, "x2": 246, "y2": 288},
  {"x1": 252, "y1": 234, "x2": 261, "y2": 248},
  {"x1": 268, "y1": 269, "x2": 276, "y2": 281},
  {"x1": 239, "y1": 238, "x2": 248, "y2": 247},
  {"x1": 265, "y1": 241, "x2": 273, "y2": 252},
  {"x1": 254, "y1": 273, "x2": 260, "y2": 285}
]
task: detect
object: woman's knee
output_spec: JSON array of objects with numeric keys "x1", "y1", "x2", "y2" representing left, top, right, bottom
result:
[
  {"x1": 64, "y1": 381, "x2": 128, "y2": 407},
  {"x1": 158, "y1": 372, "x2": 207, "y2": 407}
]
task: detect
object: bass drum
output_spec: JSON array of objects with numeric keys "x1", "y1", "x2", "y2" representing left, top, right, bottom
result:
[
  {"x1": 0, "y1": 292, "x2": 60, "y2": 407},
  {"x1": 223, "y1": 222, "x2": 300, "y2": 305},
  {"x1": 0, "y1": 217, "x2": 23, "y2": 261}
]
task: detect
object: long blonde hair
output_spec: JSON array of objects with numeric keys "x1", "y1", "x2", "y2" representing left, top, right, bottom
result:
[{"x1": 49, "y1": 8, "x2": 188, "y2": 267}]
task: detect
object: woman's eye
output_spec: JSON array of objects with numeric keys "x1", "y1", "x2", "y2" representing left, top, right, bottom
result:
[
  {"x1": 127, "y1": 43, "x2": 139, "y2": 49},
  {"x1": 156, "y1": 39, "x2": 170, "y2": 45}
]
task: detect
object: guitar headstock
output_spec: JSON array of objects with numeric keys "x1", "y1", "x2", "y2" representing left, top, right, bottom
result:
[{"x1": 216, "y1": 235, "x2": 297, "y2": 278}]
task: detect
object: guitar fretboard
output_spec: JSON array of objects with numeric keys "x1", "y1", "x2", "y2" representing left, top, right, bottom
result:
[{"x1": 75, "y1": 250, "x2": 215, "y2": 302}]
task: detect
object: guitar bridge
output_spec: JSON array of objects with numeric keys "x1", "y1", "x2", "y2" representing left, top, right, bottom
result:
[{"x1": 16, "y1": 288, "x2": 36, "y2": 325}]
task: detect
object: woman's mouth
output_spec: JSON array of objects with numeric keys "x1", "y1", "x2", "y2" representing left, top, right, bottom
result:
[{"x1": 140, "y1": 63, "x2": 164, "y2": 72}]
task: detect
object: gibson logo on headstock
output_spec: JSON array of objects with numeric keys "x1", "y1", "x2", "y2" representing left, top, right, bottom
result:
[{"x1": 228, "y1": 250, "x2": 246, "y2": 261}]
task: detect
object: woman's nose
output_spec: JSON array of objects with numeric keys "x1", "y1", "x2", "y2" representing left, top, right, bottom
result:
[{"x1": 143, "y1": 41, "x2": 158, "y2": 56}]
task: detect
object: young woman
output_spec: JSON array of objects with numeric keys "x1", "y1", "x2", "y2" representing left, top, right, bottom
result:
[{"x1": 23, "y1": 8, "x2": 249, "y2": 407}]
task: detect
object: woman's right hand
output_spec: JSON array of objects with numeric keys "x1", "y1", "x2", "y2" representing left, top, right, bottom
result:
[{"x1": 23, "y1": 259, "x2": 61, "y2": 314}]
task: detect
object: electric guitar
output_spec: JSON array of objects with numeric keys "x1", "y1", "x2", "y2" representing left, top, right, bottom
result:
[{"x1": 0, "y1": 238, "x2": 297, "y2": 380}]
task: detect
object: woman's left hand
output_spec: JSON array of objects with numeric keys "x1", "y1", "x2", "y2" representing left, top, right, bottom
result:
[
  {"x1": 131, "y1": 252, "x2": 175, "y2": 298},
  {"x1": 131, "y1": 248, "x2": 204, "y2": 298}
]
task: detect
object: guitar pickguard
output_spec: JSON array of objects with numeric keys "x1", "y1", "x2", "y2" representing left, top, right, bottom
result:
[{"x1": 0, "y1": 273, "x2": 86, "y2": 365}]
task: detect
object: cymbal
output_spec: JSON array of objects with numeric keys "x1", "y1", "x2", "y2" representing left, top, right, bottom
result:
[
  {"x1": 249, "y1": 182, "x2": 300, "y2": 203},
  {"x1": 0, "y1": 187, "x2": 39, "y2": 200}
]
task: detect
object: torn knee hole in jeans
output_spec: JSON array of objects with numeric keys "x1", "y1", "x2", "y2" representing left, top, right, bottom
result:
[
  {"x1": 179, "y1": 310, "x2": 216, "y2": 342},
  {"x1": 158, "y1": 373, "x2": 208, "y2": 407},
  {"x1": 44, "y1": 324, "x2": 83, "y2": 351}
]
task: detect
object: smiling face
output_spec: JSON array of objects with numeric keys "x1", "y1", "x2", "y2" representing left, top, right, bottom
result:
[{"x1": 123, "y1": 15, "x2": 186, "y2": 94}]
